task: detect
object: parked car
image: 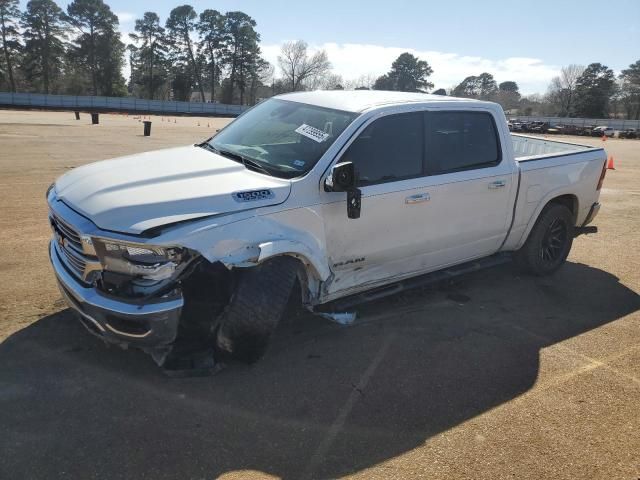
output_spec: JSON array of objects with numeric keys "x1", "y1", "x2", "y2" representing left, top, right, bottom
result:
[
  {"x1": 558, "y1": 125, "x2": 583, "y2": 136},
  {"x1": 619, "y1": 128, "x2": 638, "y2": 139},
  {"x1": 591, "y1": 126, "x2": 615, "y2": 137},
  {"x1": 509, "y1": 121, "x2": 524, "y2": 131},
  {"x1": 519, "y1": 122, "x2": 532, "y2": 132},
  {"x1": 576, "y1": 125, "x2": 597, "y2": 136},
  {"x1": 47, "y1": 91, "x2": 608, "y2": 370},
  {"x1": 528, "y1": 121, "x2": 550, "y2": 134}
]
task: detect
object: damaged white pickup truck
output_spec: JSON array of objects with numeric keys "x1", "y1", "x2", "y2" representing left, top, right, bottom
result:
[{"x1": 48, "y1": 90, "x2": 607, "y2": 370}]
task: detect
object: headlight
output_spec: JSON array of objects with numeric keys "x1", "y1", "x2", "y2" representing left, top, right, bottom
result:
[{"x1": 93, "y1": 239, "x2": 186, "y2": 281}]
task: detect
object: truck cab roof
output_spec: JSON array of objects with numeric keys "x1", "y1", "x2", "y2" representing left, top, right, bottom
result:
[{"x1": 276, "y1": 90, "x2": 488, "y2": 113}]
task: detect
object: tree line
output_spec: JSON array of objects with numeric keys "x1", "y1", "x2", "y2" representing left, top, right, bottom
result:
[
  {"x1": 0, "y1": 0, "x2": 638, "y2": 118},
  {"x1": 375, "y1": 54, "x2": 640, "y2": 120},
  {"x1": 0, "y1": 0, "x2": 269, "y2": 104},
  {"x1": 366, "y1": 55, "x2": 640, "y2": 120},
  {"x1": 448, "y1": 62, "x2": 639, "y2": 120}
]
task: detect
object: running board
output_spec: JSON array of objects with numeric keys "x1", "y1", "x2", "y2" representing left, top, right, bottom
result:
[
  {"x1": 574, "y1": 225, "x2": 597, "y2": 237},
  {"x1": 317, "y1": 253, "x2": 512, "y2": 312}
]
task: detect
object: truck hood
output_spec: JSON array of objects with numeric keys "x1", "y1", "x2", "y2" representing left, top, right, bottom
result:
[{"x1": 54, "y1": 145, "x2": 292, "y2": 235}]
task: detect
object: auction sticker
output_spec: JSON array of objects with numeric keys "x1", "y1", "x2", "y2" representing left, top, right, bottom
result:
[{"x1": 295, "y1": 124, "x2": 330, "y2": 143}]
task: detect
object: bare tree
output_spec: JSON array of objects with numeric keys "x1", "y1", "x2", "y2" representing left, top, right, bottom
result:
[
  {"x1": 344, "y1": 73, "x2": 377, "y2": 90},
  {"x1": 277, "y1": 40, "x2": 330, "y2": 92},
  {"x1": 317, "y1": 72, "x2": 343, "y2": 90},
  {"x1": 258, "y1": 61, "x2": 274, "y2": 94},
  {"x1": 547, "y1": 64, "x2": 584, "y2": 116}
]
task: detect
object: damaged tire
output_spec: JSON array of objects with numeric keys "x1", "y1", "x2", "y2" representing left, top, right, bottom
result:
[{"x1": 214, "y1": 257, "x2": 299, "y2": 364}]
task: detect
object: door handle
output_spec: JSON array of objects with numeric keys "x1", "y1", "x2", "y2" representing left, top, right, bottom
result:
[
  {"x1": 405, "y1": 193, "x2": 430, "y2": 204},
  {"x1": 488, "y1": 180, "x2": 506, "y2": 189}
]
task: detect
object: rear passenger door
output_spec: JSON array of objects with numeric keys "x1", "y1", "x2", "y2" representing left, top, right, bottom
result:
[{"x1": 413, "y1": 110, "x2": 517, "y2": 270}]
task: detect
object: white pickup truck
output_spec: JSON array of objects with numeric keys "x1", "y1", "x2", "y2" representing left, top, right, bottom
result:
[{"x1": 47, "y1": 91, "x2": 607, "y2": 368}]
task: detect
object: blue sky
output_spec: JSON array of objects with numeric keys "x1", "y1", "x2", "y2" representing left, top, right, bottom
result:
[{"x1": 20, "y1": 0, "x2": 640, "y2": 94}]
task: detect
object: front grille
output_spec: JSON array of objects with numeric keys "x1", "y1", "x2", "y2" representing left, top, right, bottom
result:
[
  {"x1": 59, "y1": 241, "x2": 87, "y2": 276},
  {"x1": 50, "y1": 211, "x2": 98, "y2": 282},
  {"x1": 51, "y1": 212, "x2": 83, "y2": 251}
]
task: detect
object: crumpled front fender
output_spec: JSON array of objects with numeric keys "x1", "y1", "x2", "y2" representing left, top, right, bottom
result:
[{"x1": 166, "y1": 214, "x2": 331, "y2": 285}]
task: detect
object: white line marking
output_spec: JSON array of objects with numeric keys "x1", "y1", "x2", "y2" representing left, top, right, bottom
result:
[
  {"x1": 505, "y1": 322, "x2": 640, "y2": 386},
  {"x1": 302, "y1": 334, "x2": 395, "y2": 480}
]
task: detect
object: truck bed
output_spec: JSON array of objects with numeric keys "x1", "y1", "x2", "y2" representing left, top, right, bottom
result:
[
  {"x1": 512, "y1": 134, "x2": 599, "y2": 160},
  {"x1": 502, "y1": 133, "x2": 607, "y2": 253}
]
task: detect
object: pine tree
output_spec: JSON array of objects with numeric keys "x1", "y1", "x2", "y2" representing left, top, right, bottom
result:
[
  {"x1": 0, "y1": 0, "x2": 21, "y2": 92},
  {"x1": 21, "y1": 0, "x2": 67, "y2": 94}
]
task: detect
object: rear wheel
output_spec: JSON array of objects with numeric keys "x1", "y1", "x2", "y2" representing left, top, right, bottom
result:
[{"x1": 514, "y1": 203, "x2": 574, "y2": 276}]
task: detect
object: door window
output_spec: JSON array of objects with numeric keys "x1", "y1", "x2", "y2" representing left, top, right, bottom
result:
[
  {"x1": 425, "y1": 111, "x2": 501, "y2": 174},
  {"x1": 342, "y1": 112, "x2": 424, "y2": 186}
]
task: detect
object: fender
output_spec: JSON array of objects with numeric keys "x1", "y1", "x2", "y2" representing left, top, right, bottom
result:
[
  {"x1": 257, "y1": 239, "x2": 331, "y2": 281},
  {"x1": 515, "y1": 187, "x2": 579, "y2": 250}
]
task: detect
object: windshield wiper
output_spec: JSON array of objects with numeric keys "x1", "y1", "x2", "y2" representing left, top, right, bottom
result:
[{"x1": 197, "y1": 143, "x2": 273, "y2": 176}]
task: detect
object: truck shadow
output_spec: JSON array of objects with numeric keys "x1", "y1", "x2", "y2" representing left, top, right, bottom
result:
[{"x1": 0, "y1": 261, "x2": 638, "y2": 479}]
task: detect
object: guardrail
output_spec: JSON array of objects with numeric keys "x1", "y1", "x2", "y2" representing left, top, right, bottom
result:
[
  {"x1": 0, "y1": 92, "x2": 249, "y2": 116},
  {"x1": 506, "y1": 115, "x2": 640, "y2": 131}
]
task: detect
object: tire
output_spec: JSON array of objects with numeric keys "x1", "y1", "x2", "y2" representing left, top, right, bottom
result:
[
  {"x1": 514, "y1": 203, "x2": 574, "y2": 276},
  {"x1": 214, "y1": 257, "x2": 299, "y2": 364}
]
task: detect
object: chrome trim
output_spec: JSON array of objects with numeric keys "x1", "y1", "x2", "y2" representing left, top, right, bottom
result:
[
  {"x1": 49, "y1": 198, "x2": 102, "y2": 282},
  {"x1": 56, "y1": 281, "x2": 106, "y2": 333},
  {"x1": 52, "y1": 232, "x2": 102, "y2": 283},
  {"x1": 105, "y1": 323, "x2": 152, "y2": 339},
  {"x1": 488, "y1": 180, "x2": 506, "y2": 189},
  {"x1": 50, "y1": 240, "x2": 184, "y2": 316},
  {"x1": 405, "y1": 193, "x2": 430, "y2": 204}
]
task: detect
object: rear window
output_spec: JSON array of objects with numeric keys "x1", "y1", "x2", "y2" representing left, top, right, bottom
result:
[{"x1": 425, "y1": 111, "x2": 500, "y2": 174}]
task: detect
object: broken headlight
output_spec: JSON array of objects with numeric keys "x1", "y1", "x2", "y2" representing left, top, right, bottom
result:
[{"x1": 93, "y1": 240, "x2": 187, "y2": 281}]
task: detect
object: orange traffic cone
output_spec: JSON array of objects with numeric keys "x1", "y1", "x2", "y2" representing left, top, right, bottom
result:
[
  {"x1": 602, "y1": 135, "x2": 607, "y2": 142},
  {"x1": 607, "y1": 156, "x2": 615, "y2": 170}
]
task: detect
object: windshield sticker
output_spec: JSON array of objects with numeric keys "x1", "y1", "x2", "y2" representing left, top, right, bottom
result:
[
  {"x1": 233, "y1": 189, "x2": 275, "y2": 202},
  {"x1": 293, "y1": 160, "x2": 306, "y2": 168},
  {"x1": 295, "y1": 124, "x2": 330, "y2": 143}
]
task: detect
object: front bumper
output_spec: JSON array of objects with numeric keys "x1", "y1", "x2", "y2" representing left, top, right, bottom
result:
[{"x1": 49, "y1": 240, "x2": 183, "y2": 347}]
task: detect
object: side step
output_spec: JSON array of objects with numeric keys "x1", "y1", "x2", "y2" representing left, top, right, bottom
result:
[
  {"x1": 317, "y1": 253, "x2": 512, "y2": 312},
  {"x1": 574, "y1": 225, "x2": 597, "y2": 237}
]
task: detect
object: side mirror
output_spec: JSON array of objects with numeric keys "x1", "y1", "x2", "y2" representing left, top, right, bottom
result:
[
  {"x1": 324, "y1": 162, "x2": 361, "y2": 219},
  {"x1": 324, "y1": 162, "x2": 355, "y2": 192}
]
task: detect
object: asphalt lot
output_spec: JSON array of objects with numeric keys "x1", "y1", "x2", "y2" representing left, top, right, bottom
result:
[{"x1": 0, "y1": 110, "x2": 638, "y2": 480}]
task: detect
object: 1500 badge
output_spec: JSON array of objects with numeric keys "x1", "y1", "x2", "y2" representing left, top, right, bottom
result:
[
  {"x1": 233, "y1": 189, "x2": 275, "y2": 202},
  {"x1": 333, "y1": 257, "x2": 365, "y2": 268}
]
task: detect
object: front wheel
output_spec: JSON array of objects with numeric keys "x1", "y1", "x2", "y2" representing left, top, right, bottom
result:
[
  {"x1": 213, "y1": 257, "x2": 299, "y2": 364},
  {"x1": 514, "y1": 203, "x2": 574, "y2": 276}
]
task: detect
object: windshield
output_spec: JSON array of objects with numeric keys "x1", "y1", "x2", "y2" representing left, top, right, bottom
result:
[{"x1": 208, "y1": 98, "x2": 358, "y2": 178}]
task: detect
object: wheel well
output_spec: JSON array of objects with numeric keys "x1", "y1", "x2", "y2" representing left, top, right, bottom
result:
[
  {"x1": 257, "y1": 254, "x2": 314, "y2": 306},
  {"x1": 548, "y1": 194, "x2": 579, "y2": 225}
]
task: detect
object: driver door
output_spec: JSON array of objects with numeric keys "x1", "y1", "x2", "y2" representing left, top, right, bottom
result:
[{"x1": 321, "y1": 111, "x2": 431, "y2": 294}]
